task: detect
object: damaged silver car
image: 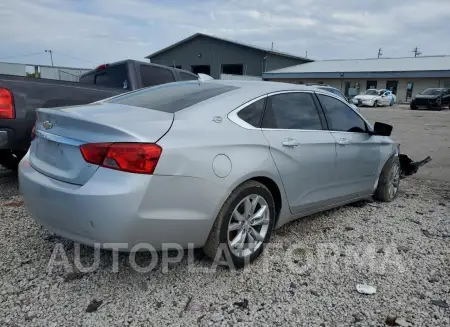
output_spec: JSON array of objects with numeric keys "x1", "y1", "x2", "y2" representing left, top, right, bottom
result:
[{"x1": 19, "y1": 81, "x2": 431, "y2": 266}]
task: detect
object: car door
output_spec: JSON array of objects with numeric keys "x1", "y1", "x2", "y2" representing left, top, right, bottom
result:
[
  {"x1": 261, "y1": 91, "x2": 337, "y2": 215},
  {"x1": 316, "y1": 93, "x2": 381, "y2": 198},
  {"x1": 379, "y1": 90, "x2": 390, "y2": 106},
  {"x1": 443, "y1": 89, "x2": 450, "y2": 106}
]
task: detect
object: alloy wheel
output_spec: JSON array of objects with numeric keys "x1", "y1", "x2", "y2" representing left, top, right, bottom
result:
[
  {"x1": 388, "y1": 162, "x2": 400, "y2": 199},
  {"x1": 227, "y1": 194, "x2": 270, "y2": 258}
]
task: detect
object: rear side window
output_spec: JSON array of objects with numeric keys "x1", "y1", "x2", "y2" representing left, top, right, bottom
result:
[
  {"x1": 318, "y1": 94, "x2": 367, "y2": 133},
  {"x1": 106, "y1": 82, "x2": 238, "y2": 113},
  {"x1": 237, "y1": 98, "x2": 266, "y2": 127},
  {"x1": 262, "y1": 92, "x2": 323, "y2": 130},
  {"x1": 141, "y1": 65, "x2": 175, "y2": 87},
  {"x1": 94, "y1": 64, "x2": 129, "y2": 89},
  {"x1": 179, "y1": 72, "x2": 198, "y2": 81}
]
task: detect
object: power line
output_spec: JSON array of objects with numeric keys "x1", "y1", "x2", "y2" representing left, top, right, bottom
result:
[
  {"x1": 53, "y1": 52, "x2": 100, "y2": 65},
  {"x1": 411, "y1": 46, "x2": 422, "y2": 57},
  {"x1": 0, "y1": 52, "x2": 45, "y2": 60},
  {"x1": 45, "y1": 50, "x2": 54, "y2": 66}
]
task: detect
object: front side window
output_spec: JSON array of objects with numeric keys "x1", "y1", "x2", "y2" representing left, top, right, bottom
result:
[
  {"x1": 262, "y1": 92, "x2": 323, "y2": 130},
  {"x1": 318, "y1": 94, "x2": 367, "y2": 133},
  {"x1": 237, "y1": 98, "x2": 266, "y2": 127}
]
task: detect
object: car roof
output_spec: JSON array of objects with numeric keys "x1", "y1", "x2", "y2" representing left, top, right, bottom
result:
[
  {"x1": 175, "y1": 80, "x2": 341, "y2": 118},
  {"x1": 207, "y1": 79, "x2": 317, "y2": 93}
]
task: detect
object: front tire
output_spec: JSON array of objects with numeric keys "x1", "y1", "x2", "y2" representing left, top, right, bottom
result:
[
  {"x1": 374, "y1": 156, "x2": 400, "y2": 202},
  {"x1": 203, "y1": 181, "x2": 276, "y2": 268},
  {"x1": 373, "y1": 101, "x2": 378, "y2": 108},
  {"x1": 0, "y1": 150, "x2": 26, "y2": 170}
]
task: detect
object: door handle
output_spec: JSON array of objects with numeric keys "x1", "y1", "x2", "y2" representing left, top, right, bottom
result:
[
  {"x1": 281, "y1": 138, "x2": 300, "y2": 148},
  {"x1": 337, "y1": 138, "x2": 350, "y2": 146}
]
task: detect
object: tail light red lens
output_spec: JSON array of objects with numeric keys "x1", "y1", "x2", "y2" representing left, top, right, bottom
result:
[
  {"x1": 0, "y1": 88, "x2": 15, "y2": 119},
  {"x1": 80, "y1": 143, "x2": 162, "y2": 174}
]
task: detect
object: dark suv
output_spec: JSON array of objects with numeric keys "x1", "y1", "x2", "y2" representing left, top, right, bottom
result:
[{"x1": 410, "y1": 88, "x2": 450, "y2": 110}]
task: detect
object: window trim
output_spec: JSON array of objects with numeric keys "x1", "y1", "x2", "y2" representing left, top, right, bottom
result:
[
  {"x1": 314, "y1": 91, "x2": 373, "y2": 134},
  {"x1": 228, "y1": 94, "x2": 268, "y2": 130},
  {"x1": 228, "y1": 90, "x2": 330, "y2": 132}
]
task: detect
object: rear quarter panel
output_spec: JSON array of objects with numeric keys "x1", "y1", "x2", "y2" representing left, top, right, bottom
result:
[{"x1": 155, "y1": 116, "x2": 291, "y2": 227}]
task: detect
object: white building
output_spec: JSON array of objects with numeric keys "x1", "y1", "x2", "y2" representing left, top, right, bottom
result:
[
  {"x1": 0, "y1": 62, "x2": 91, "y2": 82},
  {"x1": 263, "y1": 55, "x2": 450, "y2": 103}
]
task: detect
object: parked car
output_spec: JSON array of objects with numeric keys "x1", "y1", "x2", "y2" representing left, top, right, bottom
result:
[
  {"x1": 312, "y1": 85, "x2": 360, "y2": 111},
  {"x1": 410, "y1": 88, "x2": 450, "y2": 110},
  {"x1": 19, "y1": 80, "x2": 406, "y2": 266},
  {"x1": 351, "y1": 89, "x2": 394, "y2": 107},
  {"x1": 0, "y1": 60, "x2": 198, "y2": 170}
]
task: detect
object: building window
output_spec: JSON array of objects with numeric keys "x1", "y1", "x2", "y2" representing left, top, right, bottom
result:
[
  {"x1": 344, "y1": 81, "x2": 351, "y2": 97},
  {"x1": 191, "y1": 65, "x2": 211, "y2": 75},
  {"x1": 443, "y1": 81, "x2": 450, "y2": 88},
  {"x1": 386, "y1": 80, "x2": 398, "y2": 94},
  {"x1": 221, "y1": 64, "x2": 244, "y2": 75},
  {"x1": 406, "y1": 82, "x2": 414, "y2": 100},
  {"x1": 366, "y1": 80, "x2": 377, "y2": 89}
]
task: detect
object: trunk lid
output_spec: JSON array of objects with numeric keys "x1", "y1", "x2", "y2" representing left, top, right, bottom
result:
[{"x1": 29, "y1": 103, "x2": 173, "y2": 185}]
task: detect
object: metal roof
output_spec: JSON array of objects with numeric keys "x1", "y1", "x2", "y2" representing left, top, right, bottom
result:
[
  {"x1": 146, "y1": 33, "x2": 312, "y2": 61},
  {"x1": 263, "y1": 56, "x2": 450, "y2": 78}
]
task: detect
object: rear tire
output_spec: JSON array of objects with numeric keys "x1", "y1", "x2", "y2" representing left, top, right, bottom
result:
[
  {"x1": 374, "y1": 155, "x2": 400, "y2": 202},
  {"x1": 410, "y1": 103, "x2": 417, "y2": 110},
  {"x1": 0, "y1": 150, "x2": 26, "y2": 170},
  {"x1": 203, "y1": 181, "x2": 276, "y2": 268}
]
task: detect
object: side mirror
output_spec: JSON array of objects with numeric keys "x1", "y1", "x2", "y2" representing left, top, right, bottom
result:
[{"x1": 371, "y1": 122, "x2": 393, "y2": 136}]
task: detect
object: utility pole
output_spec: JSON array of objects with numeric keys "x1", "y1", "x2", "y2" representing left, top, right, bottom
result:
[
  {"x1": 45, "y1": 50, "x2": 54, "y2": 66},
  {"x1": 377, "y1": 48, "x2": 383, "y2": 58},
  {"x1": 305, "y1": 50, "x2": 308, "y2": 58},
  {"x1": 411, "y1": 46, "x2": 422, "y2": 57},
  {"x1": 271, "y1": 42, "x2": 274, "y2": 51}
]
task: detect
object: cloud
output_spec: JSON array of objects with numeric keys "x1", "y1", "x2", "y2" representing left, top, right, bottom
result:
[{"x1": 0, "y1": 0, "x2": 450, "y2": 68}]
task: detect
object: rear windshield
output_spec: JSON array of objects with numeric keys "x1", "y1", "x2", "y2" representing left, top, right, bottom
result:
[
  {"x1": 79, "y1": 64, "x2": 129, "y2": 90},
  {"x1": 105, "y1": 82, "x2": 238, "y2": 113}
]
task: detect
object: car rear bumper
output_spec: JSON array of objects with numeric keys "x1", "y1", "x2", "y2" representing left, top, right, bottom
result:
[
  {"x1": 0, "y1": 130, "x2": 7, "y2": 148},
  {"x1": 18, "y1": 153, "x2": 226, "y2": 250}
]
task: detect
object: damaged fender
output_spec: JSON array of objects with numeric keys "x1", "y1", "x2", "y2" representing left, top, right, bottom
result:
[{"x1": 399, "y1": 153, "x2": 432, "y2": 179}]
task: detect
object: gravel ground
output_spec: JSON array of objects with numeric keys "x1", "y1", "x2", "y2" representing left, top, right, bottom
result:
[{"x1": 1, "y1": 167, "x2": 449, "y2": 327}]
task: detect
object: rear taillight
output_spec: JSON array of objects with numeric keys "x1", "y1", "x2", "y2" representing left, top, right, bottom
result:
[
  {"x1": 80, "y1": 143, "x2": 162, "y2": 174},
  {"x1": 96, "y1": 64, "x2": 110, "y2": 70},
  {"x1": 0, "y1": 88, "x2": 15, "y2": 119}
]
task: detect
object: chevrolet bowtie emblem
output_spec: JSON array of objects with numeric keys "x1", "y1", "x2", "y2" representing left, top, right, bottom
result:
[{"x1": 43, "y1": 121, "x2": 53, "y2": 130}]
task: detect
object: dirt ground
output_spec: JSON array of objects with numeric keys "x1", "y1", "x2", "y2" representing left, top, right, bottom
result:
[{"x1": 361, "y1": 105, "x2": 450, "y2": 182}]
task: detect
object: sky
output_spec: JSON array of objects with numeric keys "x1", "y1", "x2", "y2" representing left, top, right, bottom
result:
[{"x1": 1, "y1": 0, "x2": 450, "y2": 69}]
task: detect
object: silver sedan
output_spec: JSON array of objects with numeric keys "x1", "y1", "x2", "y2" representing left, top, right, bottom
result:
[{"x1": 19, "y1": 80, "x2": 400, "y2": 267}]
